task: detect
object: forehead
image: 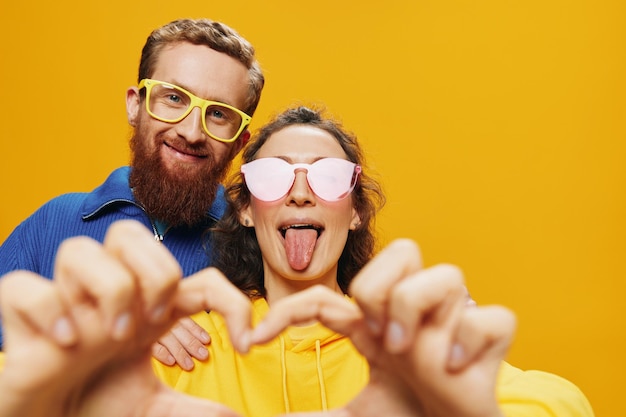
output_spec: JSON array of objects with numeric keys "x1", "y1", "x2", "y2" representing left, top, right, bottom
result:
[
  {"x1": 150, "y1": 42, "x2": 249, "y2": 108},
  {"x1": 256, "y1": 125, "x2": 348, "y2": 162}
]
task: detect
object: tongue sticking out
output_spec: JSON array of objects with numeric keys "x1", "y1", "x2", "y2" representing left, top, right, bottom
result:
[{"x1": 284, "y1": 228, "x2": 318, "y2": 271}]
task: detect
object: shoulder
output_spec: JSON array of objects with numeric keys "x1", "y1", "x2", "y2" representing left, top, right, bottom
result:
[{"x1": 497, "y1": 361, "x2": 595, "y2": 417}]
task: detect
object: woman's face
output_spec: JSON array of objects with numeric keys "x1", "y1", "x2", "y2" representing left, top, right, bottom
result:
[{"x1": 241, "y1": 125, "x2": 360, "y2": 299}]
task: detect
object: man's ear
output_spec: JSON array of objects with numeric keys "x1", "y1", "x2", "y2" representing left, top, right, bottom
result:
[
  {"x1": 239, "y1": 205, "x2": 254, "y2": 227},
  {"x1": 126, "y1": 87, "x2": 140, "y2": 127},
  {"x1": 236, "y1": 130, "x2": 251, "y2": 152}
]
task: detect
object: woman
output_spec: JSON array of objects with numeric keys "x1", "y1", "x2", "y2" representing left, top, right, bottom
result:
[
  {"x1": 153, "y1": 106, "x2": 382, "y2": 415},
  {"x1": 151, "y1": 106, "x2": 594, "y2": 417}
]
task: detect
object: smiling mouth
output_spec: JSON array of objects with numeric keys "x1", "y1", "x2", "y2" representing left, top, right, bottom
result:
[
  {"x1": 164, "y1": 142, "x2": 208, "y2": 158},
  {"x1": 279, "y1": 224, "x2": 323, "y2": 238}
]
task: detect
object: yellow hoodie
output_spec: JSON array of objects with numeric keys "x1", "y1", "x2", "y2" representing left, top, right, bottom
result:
[
  {"x1": 153, "y1": 298, "x2": 367, "y2": 417},
  {"x1": 152, "y1": 298, "x2": 595, "y2": 417}
]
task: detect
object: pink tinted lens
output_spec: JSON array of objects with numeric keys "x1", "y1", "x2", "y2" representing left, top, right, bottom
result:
[
  {"x1": 306, "y1": 158, "x2": 361, "y2": 201},
  {"x1": 241, "y1": 157, "x2": 360, "y2": 202},
  {"x1": 241, "y1": 158, "x2": 295, "y2": 201}
]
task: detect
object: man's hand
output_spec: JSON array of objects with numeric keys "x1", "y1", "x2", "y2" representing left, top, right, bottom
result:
[{"x1": 152, "y1": 317, "x2": 211, "y2": 370}]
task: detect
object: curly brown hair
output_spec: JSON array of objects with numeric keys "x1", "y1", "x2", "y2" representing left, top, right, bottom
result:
[{"x1": 211, "y1": 105, "x2": 385, "y2": 297}]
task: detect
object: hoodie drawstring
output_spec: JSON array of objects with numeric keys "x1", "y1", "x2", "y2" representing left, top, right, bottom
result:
[
  {"x1": 280, "y1": 335, "x2": 328, "y2": 413},
  {"x1": 280, "y1": 335, "x2": 290, "y2": 413},
  {"x1": 315, "y1": 339, "x2": 328, "y2": 411}
]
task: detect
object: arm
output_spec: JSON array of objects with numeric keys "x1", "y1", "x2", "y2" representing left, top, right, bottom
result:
[
  {"x1": 0, "y1": 220, "x2": 249, "y2": 417},
  {"x1": 253, "y1": 239, "x2": 593, "y2": 417}
]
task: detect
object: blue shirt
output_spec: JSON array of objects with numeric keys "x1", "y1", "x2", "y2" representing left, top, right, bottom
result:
[{"x1": 0, "y1": 166, "x2": 226, "y2": 347}]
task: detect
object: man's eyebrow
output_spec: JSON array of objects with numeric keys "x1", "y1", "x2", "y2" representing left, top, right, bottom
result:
[{"x1": 168, "y1": 79, "x2": 234, "y2": 105}]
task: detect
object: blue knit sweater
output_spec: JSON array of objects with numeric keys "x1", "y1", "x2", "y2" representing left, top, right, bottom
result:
[{"x1": 0, "y1": 166, "x2": 227, "y2": 347}]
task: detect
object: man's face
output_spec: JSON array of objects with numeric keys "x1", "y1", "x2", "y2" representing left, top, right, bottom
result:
[{"x1": 125, "y1": 42, "x2": 251, "y2": 227}]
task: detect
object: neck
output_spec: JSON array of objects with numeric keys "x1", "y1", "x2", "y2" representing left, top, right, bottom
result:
[{"x1": 263, "y1": 267, "x2": 342, "y2": 306}]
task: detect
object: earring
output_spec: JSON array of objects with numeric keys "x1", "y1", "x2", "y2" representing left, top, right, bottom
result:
[{"x1": 244, "y1": 218, "x2": 250, "y2": 226}]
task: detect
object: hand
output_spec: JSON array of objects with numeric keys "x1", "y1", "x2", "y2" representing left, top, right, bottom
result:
[
  {"x1": 0, "y1": 220, "x2": 251, "y2": 417},
  {"x1": 152, "y1": 316, "x2": 211, "y2": 370},
  {"x1": 253, "y1": 239, "x2": 516, "y2": 417}
]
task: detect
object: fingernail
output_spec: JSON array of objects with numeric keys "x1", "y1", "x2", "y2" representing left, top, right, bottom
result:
[
  {"x1": 197, "y1": 346, "x2": 209, "y2": 360},
  {"x1": 366, "y1": 318, "x2": 382, "y2": 335},
  {"x1": 448, "y1": 343, "x2": 465, "y2": 369},
  {"x1": 112, "y1": 312, "x2": 132, "y2": 340},
  {"x1": 183, "y1": 357, "x2": 195, "y2": 371},
  {"x1": 386, "y1": 321, "x2": 406, "y2": 352},
  {"x1": 199, "y1": 330, "x2": 211, "y2": 344},
  {"x1": 53, "y1": 317, "x2": 76, "y2": 345},
  {"x1": 151, "y1": 304, "x2": 167, "y2": 323}
]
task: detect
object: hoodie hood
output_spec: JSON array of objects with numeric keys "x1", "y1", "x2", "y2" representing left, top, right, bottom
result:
[
  {"x1": 252, "y1": 297, "x2": 345, "y2": 413},
  {"x1": 252, "y1": 297, "x2": 345, "y2": 352},
  {"x1": 153, "y1": 297, "x2": 368, "y2": 417}
]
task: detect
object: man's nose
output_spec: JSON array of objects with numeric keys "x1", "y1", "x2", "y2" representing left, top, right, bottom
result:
[{"x1": 174, "y1": 106, "x2": 206, "y2": 144}]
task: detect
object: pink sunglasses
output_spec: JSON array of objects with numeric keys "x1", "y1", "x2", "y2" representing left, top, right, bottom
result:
[{"x1": 240, "y1": 157, "x2": 361, "y2": 202}]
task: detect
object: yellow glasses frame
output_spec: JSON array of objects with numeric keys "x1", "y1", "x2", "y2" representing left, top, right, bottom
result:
[{"x1": 138, "y1": 78, "x2": 252, "y2": 143}]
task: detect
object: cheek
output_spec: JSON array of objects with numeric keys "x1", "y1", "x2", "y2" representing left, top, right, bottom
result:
[
  {"x1": 325, "y1": 201, "x2": 356, "y2": 227},
  {"x1": 209, "y1": 141, "x2": 239, "y2": 164},
  {"x1": 249, "y1": 199, "x2": 278, "y2": 218},
  {"x1": 136, "y1": 116, "x2": 162, "y2": 143},
  {"x1": 249, "y1": 200, "x2": 280, "y2": 241}
]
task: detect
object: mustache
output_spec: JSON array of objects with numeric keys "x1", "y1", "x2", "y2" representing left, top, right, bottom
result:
[{"x1": 163, "y1": 137, "x2": 212, "y2": 157}]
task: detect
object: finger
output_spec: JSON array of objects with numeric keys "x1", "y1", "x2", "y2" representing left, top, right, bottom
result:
[
  {"x1": 151, "y1": 342, "x2": 176, "y2": 366},
  {"x1": 174, "y1": 268, "x2": 253, "y2": 354},
  {"x1": 447, "y1": 305, "x2": 516, "y2": 371},
  {"x1": 0, "y1": 271, "x2": 77, "y2": 346},
  {"x1": 103, "y1": 220, "x2": 182, "y2": 324},
  {"x1": 158, "y1": 328, "x2": 196, "y2": 371},
  {"x1": 348, "y1": 239, "x2": 423, "y2": 335},
  {"x1": 179, "y1": 316, "x2": 211, "y2": 345},
  {"x1": 385, "y1": 263, "x2": 466, "y2": 353},
  {"x1": 157, "y1": 320, "x2": 209, "y2": 370},
  {"x1": 465, "y1": 286, "x2": 478, "y2": 307},
  {"x1": 141, "y1": 388, "x2": 243, "y2": 417},
  {"x1": 250, "y1": 286, "x2": 362, "y2": 345},
  {"x1": 54, "y1": 235, "x2": 138, "y2": 341},
  {"x1": 80, "y1": 362, "x2": 244, "y2": 417}
]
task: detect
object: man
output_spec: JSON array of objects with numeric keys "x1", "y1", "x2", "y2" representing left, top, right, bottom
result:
[{"x1": 0, "y1": 18, "x2": 265, "y2": 350}]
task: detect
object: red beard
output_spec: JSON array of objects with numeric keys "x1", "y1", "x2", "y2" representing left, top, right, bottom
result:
[{"x1": 129, "y1": 126, "x2": 232, "y2": 228}]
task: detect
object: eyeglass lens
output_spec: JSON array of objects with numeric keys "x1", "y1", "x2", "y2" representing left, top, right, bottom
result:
[
  {"x1": 148, "y1": 83, "x2": 243, "y2": 141},
  {"x1": 241, "y1": 158, "x2": 360, "y2": 202}
]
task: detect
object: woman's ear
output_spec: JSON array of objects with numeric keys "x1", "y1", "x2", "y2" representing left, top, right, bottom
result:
[
  {"x1": 349, "y1": 208, "x2": 361, "y2": 230},
  {"x1": 239, "y1": 205, "x2": 254, "y2": 227},
  {"x1": 126, "y1": 87, "x2": 140, "y2": 127}
]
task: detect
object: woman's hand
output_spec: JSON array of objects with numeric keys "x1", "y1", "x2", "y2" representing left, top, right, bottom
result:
[
  {"x1": 0, "y1": 220, "x2": 251, "y2": 417},
  {"x1": 254, "y1": 239, "x2": 516, "y2": 417}
]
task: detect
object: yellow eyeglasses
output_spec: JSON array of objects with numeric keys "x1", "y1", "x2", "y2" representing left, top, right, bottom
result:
[{"x1": 138, "y1": 78, "x2": 252, "y2": 143}]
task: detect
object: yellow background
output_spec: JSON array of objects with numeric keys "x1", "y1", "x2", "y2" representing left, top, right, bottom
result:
[{"x1": 1, "y1": 1, "x2": 624, "y2": 415}]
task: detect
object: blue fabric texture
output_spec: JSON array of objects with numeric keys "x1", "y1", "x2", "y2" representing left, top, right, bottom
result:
[{"x1": 0, "y1": 166, "x2": 226, "y2": 348}]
